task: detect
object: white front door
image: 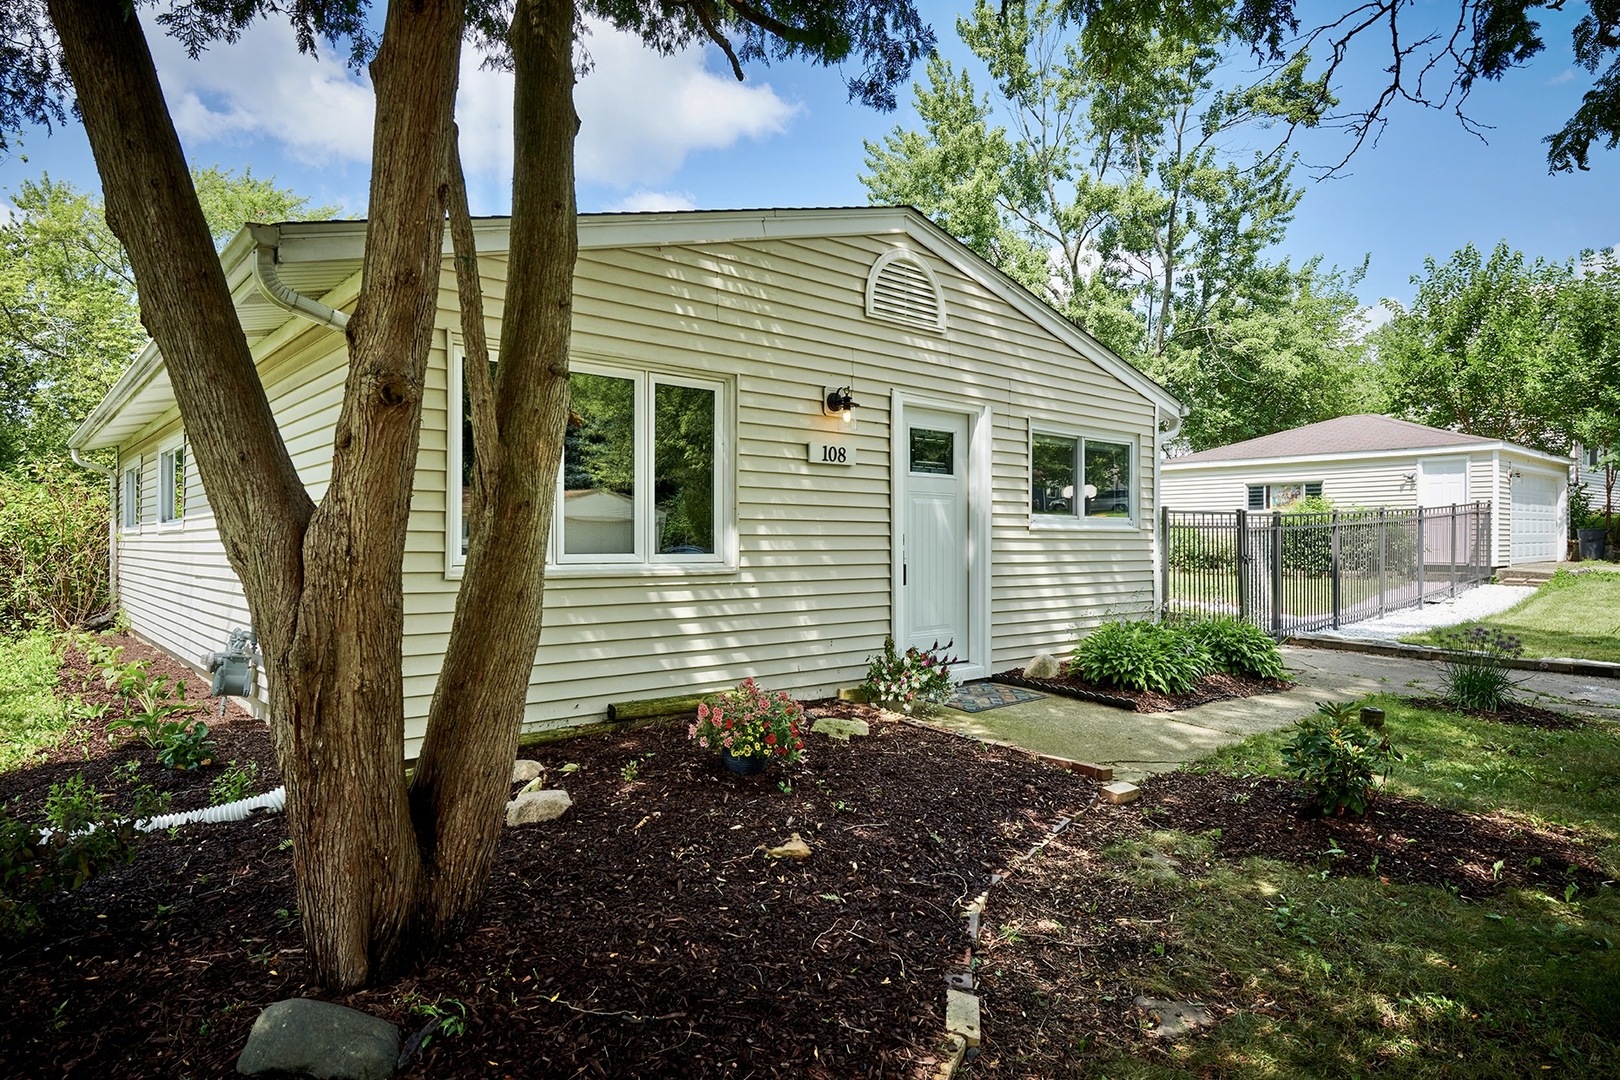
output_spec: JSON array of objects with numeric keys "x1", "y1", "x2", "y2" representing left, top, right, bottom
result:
[{"x1": 902, "y1": 408, "x2": 971, "y2": 656}]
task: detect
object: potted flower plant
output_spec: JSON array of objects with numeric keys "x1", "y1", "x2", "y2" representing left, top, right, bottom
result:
[{"x1": 689, "y1": 678, "x2": 807, "y2": 775}]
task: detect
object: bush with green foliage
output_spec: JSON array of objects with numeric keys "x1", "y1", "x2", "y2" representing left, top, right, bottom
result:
[
  {"x1": 1282, "y1": 701, "x2": 1400, "y2": 816},
  {"x1": 1165, "y1": 525, "x2": 1237, "y2": 572},
  {"x1": 1183, "y1": 616, "x2": 1286, "y2": 680},
  {"x1": 2, "y1": 775, "x2": 137, "y2": 940},
  {"x1": 1069, "y1": 619, "x2": 1212, "y2": 695},
  {"x1": 0, "y1": 472, "x2": 110, "y2": 631},
  {"x1": 154, "y1": 720, "x2": 215, "y2": 770},
  {"x1": 209, "y1": 760, "x2": 259, "y2": 805},
  {"x1": 1433, "y1": 625, "x2": 1524, "y2": 712}
]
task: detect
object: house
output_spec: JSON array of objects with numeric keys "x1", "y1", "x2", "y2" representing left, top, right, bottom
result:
[
  {"x1": 1575, "y1": 442, "x2": 1615, "y2": 513},
  {"x1": 69, "y1": 207, "x2": 1184, "y2": 753},
  {"x1": 1160, "y1": 414, "x2": 1571, "y2": 568}
]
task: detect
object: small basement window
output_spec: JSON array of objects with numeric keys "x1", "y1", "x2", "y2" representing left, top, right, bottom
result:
[
  {"x1": 865, "y1": 249, "x2": 946, "y2": 333},
  {"x1": 1248, "y1": 481, "x2": 1323, "y2": 510},
  {"x1": 159, "y1": 442, "x2": 186, "y2": 523}
]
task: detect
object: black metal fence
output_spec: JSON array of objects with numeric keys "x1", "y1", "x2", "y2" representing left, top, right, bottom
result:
[{"x1": 1161, "y1": 502, "x2": 1492, "y2": 636}]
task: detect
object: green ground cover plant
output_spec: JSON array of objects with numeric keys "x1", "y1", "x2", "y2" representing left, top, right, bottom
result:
[
  {"x1": 1070, "y1": 620, "x2": 1211, "y2": 695},
  {"x1": 1408, "y1": 570, "x2": 1620, "y2": 664},
  {"x1": 0, "y1": 631, "x2": 68, "y2": 774}
]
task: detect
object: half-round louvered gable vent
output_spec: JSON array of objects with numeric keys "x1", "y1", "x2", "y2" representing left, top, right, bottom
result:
[{"x1": 865, "y1": 249, "x2": 946, "y2": 333}]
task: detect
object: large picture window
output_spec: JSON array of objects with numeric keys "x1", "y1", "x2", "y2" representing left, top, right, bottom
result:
[
  {"x1": 448, "y1": 349, "x2": 729, "y2": 573},
  {"x1": 1030, "y1": 431, "x2": 1134, "y2": 522}
]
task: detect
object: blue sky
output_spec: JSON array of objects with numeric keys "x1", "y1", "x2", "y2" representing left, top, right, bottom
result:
[{"x1": 2, "y1": 3, "x2": 1613, "y2": 315}]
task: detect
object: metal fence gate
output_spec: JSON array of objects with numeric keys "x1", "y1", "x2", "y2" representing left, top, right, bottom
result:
[{"x1": 1161, "y1": 502, "x2": 1492, "y2": 636}]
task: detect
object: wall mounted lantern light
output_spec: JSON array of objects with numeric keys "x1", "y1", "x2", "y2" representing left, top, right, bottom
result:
[{"x1": 823, "y1": 385, "x2": 862, "y2": 422}]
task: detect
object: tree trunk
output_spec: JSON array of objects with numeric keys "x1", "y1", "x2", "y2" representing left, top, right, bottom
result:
[
  {"x1": 50, "y1": 0, "x2": 470, "y2": 991},
  {"x1": 410, "y1": 0, "x2": 580, "y2": 935}
]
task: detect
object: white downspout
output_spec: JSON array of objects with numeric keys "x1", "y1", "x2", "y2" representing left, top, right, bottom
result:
[
  {"x1": 248, "y1": 224, "x2": 351, "y2": 331},
  {"x1": 70, "y1": 447, "x2": 119, "y2": 611}
]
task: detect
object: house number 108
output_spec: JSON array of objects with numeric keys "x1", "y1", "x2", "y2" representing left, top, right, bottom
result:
[{"x1": 808, "y1": 441, "x2": 856, "y2": 467}]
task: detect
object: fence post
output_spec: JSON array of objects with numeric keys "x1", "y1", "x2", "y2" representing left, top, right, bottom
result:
[
  {"x1": 1235, "y1": 508, "x2": 1249, "y2": 623},
  {"x1": 1270, "y1": 510, "x2": 1283, "y2": 634},
  {"x1": 1377, "y1": 509, "x2": 1387, "y2": 617},
  {"x1": 1160, "y1": 504, "x2": 1170, "y2": 617},
  {"x1": 1416, "y1": 505, "x2": 1426, "y2": 601},
  {"x1": 1330, "y1": 510, "x2": 1342, "y2": 629},
  {"x1": 1448, "y1": 504, "x2": 1458, "y2": 597}
]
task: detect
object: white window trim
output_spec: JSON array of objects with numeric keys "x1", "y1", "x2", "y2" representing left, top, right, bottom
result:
[
  {"x1": 1027, "y1": 425, "x2": 1139, "y2": 530},
  {"x1": 446, "y1": 347, "x2": 736, "y2": 579},
  {"x1": 864, "y1": 248, "x2": 948, "y2": 334},
  {"x1": 120, "y1": 461, "x2": 141, "y2": 531},
  {"x1": 1247, "y1": 480, "x2": 1325, "y2": 511},
  {"x1": 157, "y1": 437, "x2": 186, "y2": 527}
]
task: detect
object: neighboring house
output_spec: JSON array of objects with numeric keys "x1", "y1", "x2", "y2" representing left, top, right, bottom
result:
[
  {"x1": 1161, "y1": 414, "x2": 1571, "y2": 568},
  {"x1": 69, "y1": 207, "x2": 1184, "y2": 754},
  {"x1": 1575, "y1": 442, "x2": 1615, "y2": 512}
]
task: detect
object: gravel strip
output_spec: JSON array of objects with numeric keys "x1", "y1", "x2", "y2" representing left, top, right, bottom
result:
[{"x1": 1309, "y1": 584, "x2": 1536, "y2": 643}]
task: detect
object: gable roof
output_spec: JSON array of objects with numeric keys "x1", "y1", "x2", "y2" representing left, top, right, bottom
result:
[{"x1": 69, "y1": 206, "x2": 1182, "y2": 452}]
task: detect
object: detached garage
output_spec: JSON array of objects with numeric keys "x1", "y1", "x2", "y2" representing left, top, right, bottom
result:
[{"x1": 1162, "y1": 414, "x2": 1569, "y2": 569}]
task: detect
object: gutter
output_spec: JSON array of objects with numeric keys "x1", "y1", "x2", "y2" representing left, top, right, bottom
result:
[
  {"x1": 1153, "y1": 406, "x2": 1187, "y2": 617},
  {"x1": 248, "y1": 224, "x2": 350, "y2": 331},
  {"x1": 70, "y1": 447, "x2": 119, "y2": 610}
]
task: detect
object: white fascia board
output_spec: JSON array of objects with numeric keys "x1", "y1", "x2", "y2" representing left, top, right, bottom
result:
[{"x1": 68, "y1": 339, "x2": 166, "y2": 451}]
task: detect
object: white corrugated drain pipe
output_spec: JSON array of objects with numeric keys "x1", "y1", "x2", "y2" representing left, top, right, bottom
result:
[{"x1": 135, "y1": 785, "x2": 286, "y2": 832}]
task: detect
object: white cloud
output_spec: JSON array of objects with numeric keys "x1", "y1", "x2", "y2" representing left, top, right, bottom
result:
[
  {"x1": 609, "y1": 189, "x2": 699, "y2": 212},
  {"x1": 1546, "y1": 68, "x2": 1576, "y2": 87},
  {"x1": 1350, "y1": 302, "x2": 1395, "y2": 341},
  {"x1": 0, "y1": 202, "x2": 15, "y2": 227},
  {"x1": 152, "y1": 21, "x2": 375, "y2": 167}
]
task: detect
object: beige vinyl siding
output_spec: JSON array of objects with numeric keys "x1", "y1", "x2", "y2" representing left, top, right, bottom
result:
[{"x1": 114, "y1": 225, "x2": 1164, "y2": 755}]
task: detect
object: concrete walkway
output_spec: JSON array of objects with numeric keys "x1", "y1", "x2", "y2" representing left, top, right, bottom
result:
[{"x1": 925, "y1": 644, "x2": 1620, "y2": 784}]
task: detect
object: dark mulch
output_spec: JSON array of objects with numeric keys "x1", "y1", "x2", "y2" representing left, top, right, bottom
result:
[
  {"x1": 0, "y1": 705, "x2": 1096, "y2": 1078},
  {"x1": 1138, "y1": 770, "x2": 1613, "y2": 899},
  {"x1": 1407, "y1": 695, "x2": 1590, "y2": 730},
  {"x1": 995, "y1": 668, "x2": 1292, "y2": 712},
  {"x1": 0, "y1": 634, "x2": 278, "y2": 819}
]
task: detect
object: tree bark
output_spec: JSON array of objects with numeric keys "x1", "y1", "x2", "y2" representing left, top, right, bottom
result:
[
  {"x1": 49, "y1": 0, "x2": 468, "y2": 991},
  {"x1": 410, "y1": 0, "x2": 579, "y2": 936}
]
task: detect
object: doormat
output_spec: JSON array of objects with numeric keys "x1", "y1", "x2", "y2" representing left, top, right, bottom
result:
[{"x1": 946, "y1": 681, "x2": 1045, "y2": 713}]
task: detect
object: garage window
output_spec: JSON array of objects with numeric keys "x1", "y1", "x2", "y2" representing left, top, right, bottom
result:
[{"x1": 1247, "y1": 481, "x2": 1323, "y2": 510}]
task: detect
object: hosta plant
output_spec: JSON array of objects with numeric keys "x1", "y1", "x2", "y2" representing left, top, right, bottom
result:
[
  {"x1": 689, "y1": 678, "x2": 806, "y2": 766},
  {"x1": 1069, "y1": 620, "x2": 1211, "y2": 696},
  {"x1": 1183, "y1": 616, "x2": 1286, "y2": 680}
]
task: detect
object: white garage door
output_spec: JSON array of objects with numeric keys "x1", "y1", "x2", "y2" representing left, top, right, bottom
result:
[{"x1": 1511, "y1": 474, "x2": 1560, "y2": 563}]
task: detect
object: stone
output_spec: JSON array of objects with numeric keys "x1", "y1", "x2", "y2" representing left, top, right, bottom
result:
[
  {"x1": 1024, "y1": 652, "x2": 1063, "y2": 679},
  {"x1": 765, "y1": 833, "x2": 812, "y2": 859},
  {"x1": 505, "y1": 789, "x2": 572, "y2": 826},
  {"x1": 933, "y1": 1034, "x2": 967, "y2": 1080},
  {"x1": 1100, "y1": 781, "x2": 1140, "y2": 805},
  {"x1": 511, "y1": 759, "x2": 542, "y2": 783},
  {"x1": 945, "y1": 989, "x2": 982, "y2": 1047},
  {"x1": 237, "y1": 998, "x2": 399, "y2": 1079},
  {"x1": 811, "y1": 717, "x2": 869, "y2": 742},
  {"x1": 1134, "y1": 996, "x2": 1213, "y2": 1039}
]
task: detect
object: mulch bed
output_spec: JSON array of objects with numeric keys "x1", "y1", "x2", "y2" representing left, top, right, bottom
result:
[
  {"x1": 0, "y1": 701, "x2": 1096, "y2": 1078},
  {"x1": 1407, "y1": 695, "x2": 1589, "y2": 730},
  {"x1": 994, "y1": 668, "x2": 1293, "y2": 712},
  {"x1": 0, "y1": 634, "x2": 278, "y2": 818}
]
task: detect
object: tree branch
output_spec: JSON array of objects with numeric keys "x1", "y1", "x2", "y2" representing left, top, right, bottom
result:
[{"x1": 444, "y1": 123, "x2": 499, "y2": 538}]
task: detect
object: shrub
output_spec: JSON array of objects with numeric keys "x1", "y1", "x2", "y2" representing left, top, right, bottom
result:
[
  {"x1": 1069, "y1": 619, "x2": 1211, "y2": 695},
  {"x1": 210, "y1": 760, "x2": 259, "y2": 805},
  {"x1": 1433, "y1": 625, "x2": 1524, "y2": 712},
  {"x1": 1183, "y1": 616, "x2": 1286, "y2": 680},
  {"x1": 3, "y1": 776, "x2": 137, "y2": 941},
  {"x1": 0, "y1": 472, "x2": 111, "y2": 631},
  {"x1": 154, "y1": 720, "x2": 215, "y2": 770},
  {"x1": 861, "y1": 636, "x2": 959, "y2": 715},
  {"x1": 1282, "y1": 702, "x2": 1400, "y2": 816},
  {"x1": 1165, "y1": 525, "x2": 1237, "y2": 572},
  {"x1": 689, "y1": 678, "x2": 806, "y2": 766}
]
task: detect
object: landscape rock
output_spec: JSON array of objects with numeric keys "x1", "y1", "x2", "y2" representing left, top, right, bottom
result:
[
  {"x1": 511, "y1": 759, "x2": 543, "y2": 783},
  {"x1": 1024, "y1": 652, "x2": 1063, "y2": 679},
  {"x1": 765, "y1": 832, "x2": 812, "y2": 859},
  {"x1": 237, "y1": 998, "x2": 399, "y2": 1079},
  {"x1": 1133, "y1": 996, "x2": 1213, "y2": 1039},
  {"x1": 945, "y1": 989, "x2": 982, "y2": 1047},
  {"x1": 811, "y1": 717, "x2": 870, "y2": 742},
  {"x1": 505, "y1": 789, "x2": 572, "y2": 826}
]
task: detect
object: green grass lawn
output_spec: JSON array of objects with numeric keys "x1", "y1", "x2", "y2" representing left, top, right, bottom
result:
[
  {"x1": 1082, "y1": 697, "x2": 1620, "y2": 1076},
  {"x1": 0, "y1": 631, "x2": 70, "y2": 774},
  {"x1": 1406, "y1": 569, "x2": 1620, "y2": 664}
]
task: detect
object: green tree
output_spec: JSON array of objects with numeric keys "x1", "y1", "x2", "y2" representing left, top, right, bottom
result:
[
  {"x1": 1554, "y1": 251, "x2": 1620, "y2": 521},
  {"x1": 1, "y1": 0, "x2": 931, "y2": 991},
  {"x1": 0, "y1": 169, "x2": 334, "y2": 472},
  {"x1": 864, "y1": 1, "x2": 1374, "y2": 449},
  {"x1": 1374, "y1": 242, "x2": 1571, "y2": 454}
]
